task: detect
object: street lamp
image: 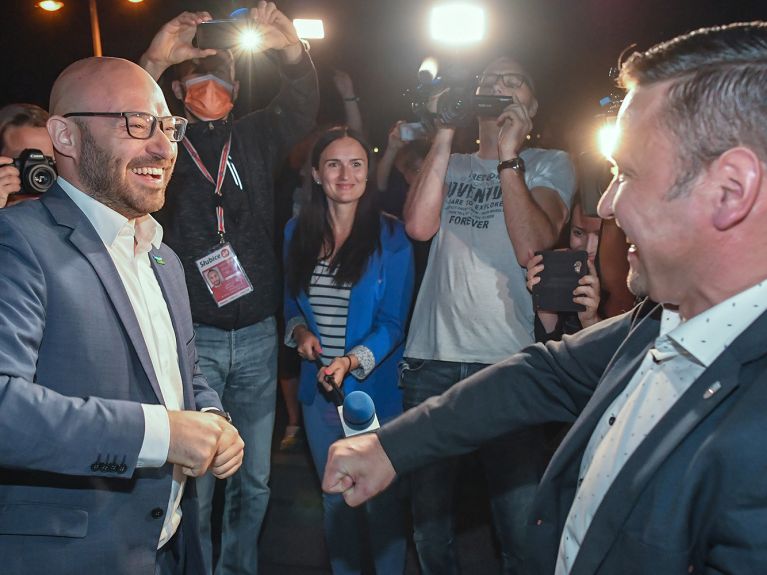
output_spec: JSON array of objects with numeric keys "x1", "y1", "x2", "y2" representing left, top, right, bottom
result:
[{"x1": 36, "y1": 0, "x2": 144, "y2": 57}]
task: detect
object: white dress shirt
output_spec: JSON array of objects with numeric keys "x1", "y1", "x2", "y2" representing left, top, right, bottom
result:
[
  {"x1": 556, "y1": 279, "x2": 767, "y2": 574},
  {"x1": 59, "y1": 177, "x2": 185, "y2": 548}
]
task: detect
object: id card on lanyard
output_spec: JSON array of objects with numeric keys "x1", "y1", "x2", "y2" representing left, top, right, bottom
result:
[{"x1": 185, "y1": 136, "x2": 254, "y2": 307}]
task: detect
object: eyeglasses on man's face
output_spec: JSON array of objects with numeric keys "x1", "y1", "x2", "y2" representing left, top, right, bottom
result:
[
  {"x1": 62, "y1": 112, "x2": 188, "y2": 142},
  {"x1": 477, "y1": 72, "x2": 530, "y2": 89}
]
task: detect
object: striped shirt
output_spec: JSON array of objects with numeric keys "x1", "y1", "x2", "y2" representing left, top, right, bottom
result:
[{"x1": 309, "y1": 261, "x2": 351, "y2": 365}]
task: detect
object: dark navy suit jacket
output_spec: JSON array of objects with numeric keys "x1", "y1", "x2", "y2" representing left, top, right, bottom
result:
[
  {"x1": 381, "y1": 299, "x2": 767, "y2": 573},
  {"x1": 0, "y1": 184, "x2": 222, "y2": 574}
]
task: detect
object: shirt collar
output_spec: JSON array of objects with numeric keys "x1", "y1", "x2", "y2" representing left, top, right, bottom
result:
[
  {"x1": 57, "y1": 177, "x2": 163, "y2": 252},
  {"x1": 663, "y1": 280, "x2": 767, "y2": 367}
]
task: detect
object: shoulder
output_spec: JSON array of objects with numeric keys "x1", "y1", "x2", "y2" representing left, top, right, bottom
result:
[
  {"x1": 522, "y1": 147, "x2": 573, "y2": 171},
  {"x1": 379, "y1": 215, "x2": 411, "y2": 252}
]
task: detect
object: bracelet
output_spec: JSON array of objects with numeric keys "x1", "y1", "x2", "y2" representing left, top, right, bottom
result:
[
  {"x1": 342, "y1": 355, "x2": 353, "y2": 371},
  {"x1": 342, "y1": 96, "x2": 360, "y2": 102}
]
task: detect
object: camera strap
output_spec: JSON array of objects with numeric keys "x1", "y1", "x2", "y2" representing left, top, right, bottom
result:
[{"x1": 182, "y1": 135, "x2": 232, "y2": 243}]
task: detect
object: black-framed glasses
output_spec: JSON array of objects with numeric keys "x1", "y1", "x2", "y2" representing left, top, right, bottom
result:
[
  {"x1": 62, "y1": 112, "x2": 188, "y2": 142},
  {"x1": 477, "y1": 72, "x2": 530, "y2": 89}
]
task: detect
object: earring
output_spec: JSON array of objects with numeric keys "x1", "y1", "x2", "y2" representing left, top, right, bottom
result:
[{"x1": 315, "y1": 179, "x2": 321, "y2": 184}]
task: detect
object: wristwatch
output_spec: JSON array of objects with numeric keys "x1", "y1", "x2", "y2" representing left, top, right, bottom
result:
[
  {"x1": 207, "y1": 409, "x2": 233, "y2": 423},
  {"x1": 497, "y1": 157, "x2": 526, "y2": 175}
]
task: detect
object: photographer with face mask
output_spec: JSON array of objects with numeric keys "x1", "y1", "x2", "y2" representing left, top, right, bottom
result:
[{"x1": 139, "y1": 4, "x2": 318, "y2": 575}]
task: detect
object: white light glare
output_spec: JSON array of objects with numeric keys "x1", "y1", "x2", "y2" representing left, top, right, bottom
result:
[
  {"x1": 430, "y1": 3, "x2": 485, "y2": 45},
  {"x1": 294, "y1": 19, "x2": 325, "y2": 39},
  {"x1": 239, "y1": 28, "x2": 262, "y2": 51},
  {"x1": 597, "y1": 121, "x2": 620, "y2": 160}
]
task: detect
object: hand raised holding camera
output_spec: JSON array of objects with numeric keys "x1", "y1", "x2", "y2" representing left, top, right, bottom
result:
[
  {"x1": 0, "y1": 159, "x2": 21, "y2": 208},
  {"x1": 249, "y1": 2, "x2": 303, "y2": 63},
  {"x1": 573, "y1": 259, "x2": 602, "y2": 328},
  {"x1": 140, "y1": 11, "x2": 217, "y2": 81}
]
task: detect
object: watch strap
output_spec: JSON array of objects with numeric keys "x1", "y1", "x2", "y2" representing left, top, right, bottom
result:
[{"x1": 497, "y1": 157, "x2": 526, "y2": 174}]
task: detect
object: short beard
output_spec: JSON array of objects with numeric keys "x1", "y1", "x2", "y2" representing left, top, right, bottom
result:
[{"x1": 76, "y1": 121, "x2": 168, "y2": 219}]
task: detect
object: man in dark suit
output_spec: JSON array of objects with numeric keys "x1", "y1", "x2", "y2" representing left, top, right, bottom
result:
[
  {"x1": 0, "y1": 56, "x2": 244, "y2": 575},
  {"x1": 322, "y1": 21, "x2": 767, "y2": 574}
]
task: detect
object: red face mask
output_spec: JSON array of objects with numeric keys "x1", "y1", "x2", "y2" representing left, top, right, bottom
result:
[{"x1": 183, "y1": 75, "x2": 234, "y2": 121}]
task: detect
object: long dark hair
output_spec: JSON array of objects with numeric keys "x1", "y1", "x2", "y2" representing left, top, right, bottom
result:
[{"x1": 286, "y1": 126, "x2": 386, "y2": 296}]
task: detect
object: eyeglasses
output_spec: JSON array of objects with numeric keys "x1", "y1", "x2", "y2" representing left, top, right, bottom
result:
[
  {"x1": 62, "y1": 112, "x2": 188, "y2": 142},
  {"x1": 477, "y1": 72, "x2": 531, "y2": 89}
]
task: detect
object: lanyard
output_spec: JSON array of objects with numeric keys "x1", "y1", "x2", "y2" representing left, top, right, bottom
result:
[{"x1": 182, "y1": 135, "x2": 232, "y2": 242}]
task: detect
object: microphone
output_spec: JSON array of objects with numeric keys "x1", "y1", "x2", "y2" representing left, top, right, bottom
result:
[{"x1": 339, "y1": 390, "x2": 380, "y2": 437}]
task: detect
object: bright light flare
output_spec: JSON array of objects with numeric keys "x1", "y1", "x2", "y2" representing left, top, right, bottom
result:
[
  {"x1": 597, "y1": 121, "x2": 620, "y2": 160},
  {"x1": 430, "y1": 3, "x2": 485, "y2": 45},
  {"x1": 294, "y1": 19, "x2": 324, "y2": 39},
  {"x1": 127, "y1": 0, "x2": 143, "y2": 3},
  {"x1": 238, "y1": 28, "x2": 262, "y2": 51},
  {"x1": 38, "y1": 1, "x2": 64, "y2": 11}
]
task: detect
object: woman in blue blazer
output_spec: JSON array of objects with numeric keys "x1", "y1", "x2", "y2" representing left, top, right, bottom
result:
[{"x1": 283, "y1": 126, "x2": 415, "y2": 575}]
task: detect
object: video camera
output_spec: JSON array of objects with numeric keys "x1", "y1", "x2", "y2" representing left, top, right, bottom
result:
[
  {"x1": 5, "y1": 149, "x2": 57, "y2": 195},
  {"x1": 408, "y1": 59, "x2": 515, "y2": 128}
]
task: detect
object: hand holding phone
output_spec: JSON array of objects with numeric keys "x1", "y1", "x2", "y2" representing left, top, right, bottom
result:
[
  {"x1": 399, "y1": 122, "x2": 429, "y2": 142},
  {"x1": 531, "y1": 250, "x2": 589, "y2": 312}
]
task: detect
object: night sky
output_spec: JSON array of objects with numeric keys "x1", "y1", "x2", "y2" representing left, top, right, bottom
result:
[{"x1": 3, "y1": 0, "x2": 766, "y2": 148}]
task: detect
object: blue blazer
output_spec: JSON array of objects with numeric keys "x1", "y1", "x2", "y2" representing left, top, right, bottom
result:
[
  {"x1": 284, "y1": 215, "x2": 415, "y2": 420},
  {"x1": 0, "y1": 184, "x2": 222, "y2": 575}
]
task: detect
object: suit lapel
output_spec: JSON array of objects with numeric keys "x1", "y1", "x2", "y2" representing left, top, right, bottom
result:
[
  {"x1": 42, "y1": 186, "x2": 165, "y2": 405},
  {"x1": 150, "y1": 248, "x2": 195, "y2": 410},
  {"x1": 571, "y1": 310, "x2": 767, "y2": 574}
]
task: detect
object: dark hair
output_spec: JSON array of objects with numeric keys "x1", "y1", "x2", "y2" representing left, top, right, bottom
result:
[
  {"x1": 286, "y1": 126, "x2": 386, "y2": 296},
  {"x1": 619, "y1": 21, "x2": 767, "y2": 197},
  {"x1": 0, "y1": 103, "x2": 49, "y2": 153}
]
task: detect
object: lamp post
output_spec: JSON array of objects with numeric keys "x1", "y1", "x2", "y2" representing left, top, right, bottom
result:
[{"x1": 37, "y1": 0, "x2": 143, "y2": 57}]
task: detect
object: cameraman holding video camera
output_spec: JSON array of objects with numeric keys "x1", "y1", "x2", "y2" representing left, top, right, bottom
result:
[
  {"x1": 0, "y1": 103, "x2": 55, "y2": 207},
  {"x1": 401, "y1": 56, "x2": 575, "y2": 574},
  {"x1": 139, "y1": 4, "x2": 317, "y2": 575}
]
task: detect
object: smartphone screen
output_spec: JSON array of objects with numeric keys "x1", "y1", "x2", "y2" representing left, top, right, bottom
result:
[
  {"x1": 532, "y1": 250, "x2": 589, "y2": 313},
  {"x1": 195, "y1": 20, "x2": 250, "y2": 51},
  {"x1": 399, "y1": 122, "x2": 428, "y2": 142}
]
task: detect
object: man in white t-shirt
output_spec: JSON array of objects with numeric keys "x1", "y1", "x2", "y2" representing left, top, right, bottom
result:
[{"x1": 401, "y1": 56, "x2": 575, "y2": 574}]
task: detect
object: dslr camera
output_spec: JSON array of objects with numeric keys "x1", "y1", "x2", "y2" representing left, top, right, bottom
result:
[
  {"x1": 409, "y1": 61, "x2": 515, "y2": 128},
  {"x1": 8, "y1": 149, "x2": 57, "y2": 195}
]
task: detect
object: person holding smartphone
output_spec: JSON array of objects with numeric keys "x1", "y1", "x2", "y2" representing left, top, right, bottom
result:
[
  {"x1": 139, "y1": 4, "x2": 318, "y2": 575},
  {"x1": 525, "y1": 199, "x2": 603, "y2": 342}
]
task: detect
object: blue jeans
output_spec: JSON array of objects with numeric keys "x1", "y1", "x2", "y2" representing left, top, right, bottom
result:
[
  {"x1": 401, "y1": 358, "x2": 554, "y2": 575},
  {"x1": 194, "y1": 318, "x2": 278, "y2": 575},
  {"x1": 302, "y1": 391, "x2": 407, "y2": 575}
]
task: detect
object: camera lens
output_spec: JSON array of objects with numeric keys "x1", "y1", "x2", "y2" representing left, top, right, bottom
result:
[{"x1": 25, "y1": 164, "x2": 56, "y2": 194}]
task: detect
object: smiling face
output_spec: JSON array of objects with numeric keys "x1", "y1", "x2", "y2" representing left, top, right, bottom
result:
[
  {"x1": 53, "y1": 59, "x2": 177, "y2": 219},
  {"x1": 312, "y1": 136, "x2": 369, "y2": 208},
  {"x1": 597, "y1": 82, "x2": 704, "y2": 304}
]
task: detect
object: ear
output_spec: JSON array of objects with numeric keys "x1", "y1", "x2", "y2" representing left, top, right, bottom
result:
[
  {"x1": 47, "y1": 116, "x2": 78, "y2": 159},
  {"x1": 231, "y1": 80, "x2": 241, "y2": 103},
  {"x1": 710, "y1": 147, "x2": 761, "y2": 231},
  {"x1": 527, "y1": 95, "x2": 539, "y2": 119},
  {"x1": 311, "y1": 167, "x2": 320, "y2": 184},
  {"x1": 171, "y1": 80, "x2": 184, "y2": 102}
]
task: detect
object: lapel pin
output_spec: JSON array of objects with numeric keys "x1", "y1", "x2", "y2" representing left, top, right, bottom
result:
[
  {"x1": 152, "y1": 255, "x2": 166, "y2": 266},
  {"x1": 703, "y1": 381, "x2": 721, "y2": 399}
]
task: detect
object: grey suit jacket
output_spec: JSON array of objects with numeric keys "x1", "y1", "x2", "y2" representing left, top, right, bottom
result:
[
  {"x1": 381, "y1": 299, "x2": 767, "y2": 573},
  {"x1": 0, "y1": 184, "x2": 222, "y2": 575}
]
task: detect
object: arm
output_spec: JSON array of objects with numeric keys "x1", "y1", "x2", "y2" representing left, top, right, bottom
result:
[
  {"x1": 332, "y1": 69, "x2": 364, "y2": 134},
  {"x1": 403, "y1": 128, "x2": 454, "y2": 240},
  {"x1": 322, "y1": 309, "x2": 636, "y2": 506},
  {"x1": 377, "y1": 122, "x2": 405, "y2": 191},
  {"x1": 496, "y1": 104, "x2": 571, "y2": 266}
]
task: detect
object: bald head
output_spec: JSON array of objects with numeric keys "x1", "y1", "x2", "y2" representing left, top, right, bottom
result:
[{"x1": 50, "y1": 57, "x2": 167, "y2": 117}]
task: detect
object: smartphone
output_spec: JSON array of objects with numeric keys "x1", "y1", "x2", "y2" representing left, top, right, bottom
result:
[
  {"x1": 399, "y1": 122, "x2": 429, "y2": 142},
  {"x1": 532, "y1": 250, "x2": 589, "y2": 313},
  {"x1": 472, "y1": 95, "x2": 516, "y2": 118},
  {"x1": 195, "y1": 19, "x2": 252, "y2": 51}
]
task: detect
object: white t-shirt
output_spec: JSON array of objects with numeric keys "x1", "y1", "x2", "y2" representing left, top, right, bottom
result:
[{"x1": 405, "y1": 148, "x2": 576, "y2": 364}]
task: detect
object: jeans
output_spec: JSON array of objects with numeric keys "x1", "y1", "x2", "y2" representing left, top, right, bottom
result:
[
  {"x1": 401, "y1": 358, "x2": 554, "y2": 575},
  {"x1": 302, "y1": 391, "x2": 407, "y2": 575},
  {"x1": 194, "y1": 318, "x2": 278, "y2": 575}
]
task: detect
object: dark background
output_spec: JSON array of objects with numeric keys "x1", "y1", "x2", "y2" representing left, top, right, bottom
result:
[{"x1": 3, "y1": 0, "x2": 766, "y2": 149}]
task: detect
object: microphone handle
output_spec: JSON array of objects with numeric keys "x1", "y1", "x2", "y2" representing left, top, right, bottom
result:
[{"x1": 313, "y1": 357, "x2": 345, "y2": 406}]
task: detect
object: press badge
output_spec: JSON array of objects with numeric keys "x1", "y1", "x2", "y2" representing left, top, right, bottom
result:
[{"x1": 196, "y1": 243, "x2": 253, "y2": 307}]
